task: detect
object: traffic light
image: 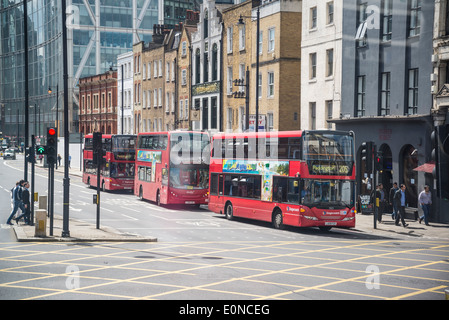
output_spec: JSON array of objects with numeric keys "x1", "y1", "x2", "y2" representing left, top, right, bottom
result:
[
  {"x1": 375, "y1": 151, "x2": 383, "y2": 172},
  {"x1": 432, "y1": 125, "x2": 449, "y2": 199},
  {"x1": 46, "y1": 127, "x2": 57, "y2": 165},
  {"x1": 25, "y1": 146, "x2": 35, "y2": 163},
  {"x1": 361, "y1": 141, "x2": 373, "y2": 173}
]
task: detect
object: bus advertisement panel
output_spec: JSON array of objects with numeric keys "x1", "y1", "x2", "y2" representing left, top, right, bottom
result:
[
  {"x1": 83, "y1": 134, "x2": 136, "y2": 191},
  {"x1": 208, "y1": 130, "x2": 356, "y2": 231},
  {"x1": 135, "y1": 131, "x2": 210, "y2": 206}
]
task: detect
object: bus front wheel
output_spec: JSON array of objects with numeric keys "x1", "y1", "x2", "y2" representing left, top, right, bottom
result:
[
  {"x1": 272, "y1": 210, "x2": 283, "y2": 229},
  {"x1": 225, "y1": 202, "x2": 233, "y2": 220}
]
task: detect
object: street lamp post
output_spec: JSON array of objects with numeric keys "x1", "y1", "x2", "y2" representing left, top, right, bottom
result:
[
  {"x1": 238, "y1": 5, "x2": 260, "y2": 132},
  {"x1": 61, "y1": 0, "x2": 70, "y2": 238}
]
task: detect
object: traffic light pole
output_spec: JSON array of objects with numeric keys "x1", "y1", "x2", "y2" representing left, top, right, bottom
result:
[
  {"x1": 49, "y1": 162, "x2": 54, "y2": 236},
  {"x1": 373, "y1": 144, "x2": 377, "y2": 230},
  {"x1": 30, "y1": 135, "x2": 35, "y2": 226},
  {"x1": 96, "y1": 151, "x2": 101, "y2": 230}
]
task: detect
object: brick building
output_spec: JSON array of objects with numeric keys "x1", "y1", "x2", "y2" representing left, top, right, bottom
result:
[{"x1": 79, "y1": 70, "x2": 118, "y2": 135}]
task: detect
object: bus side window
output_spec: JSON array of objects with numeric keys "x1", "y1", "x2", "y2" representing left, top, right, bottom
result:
[{"x1": 210, "y1": 174, "x2": 218, "y2": 195}]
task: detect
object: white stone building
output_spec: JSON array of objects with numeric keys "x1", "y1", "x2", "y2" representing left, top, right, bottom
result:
[
  {"x1": 117, "y1": 51, "x2": 134, "y2": 135},
  {"x1": 300, "y1": 0, "x2": 341, "y2": 130}
]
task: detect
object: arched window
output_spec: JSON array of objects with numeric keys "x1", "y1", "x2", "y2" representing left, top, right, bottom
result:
[
  {"x1": 212, "y1": 43, "x2": 218, "y2": 81},
  {"x1": 195, "y1": 48, "x2": 201, "y2": 84}
]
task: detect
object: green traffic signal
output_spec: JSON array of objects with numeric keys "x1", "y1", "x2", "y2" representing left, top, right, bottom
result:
[{"x1": 36, "y1": 145, "x2": 47, "y2": 155}]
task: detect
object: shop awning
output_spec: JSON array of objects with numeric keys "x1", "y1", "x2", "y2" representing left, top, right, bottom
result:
[{"x1": 413, "y1": 162, "x2": 435, "y2": 173}]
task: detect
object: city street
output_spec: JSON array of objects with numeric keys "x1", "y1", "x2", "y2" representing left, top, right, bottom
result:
[{"x1": 1, "y1": 157, "x2": 448, "y2": 303}]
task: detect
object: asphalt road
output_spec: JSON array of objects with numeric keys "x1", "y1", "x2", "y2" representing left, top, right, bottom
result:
[{"x1": 1, "y1": 156, "x2": 448, "y2": 304}]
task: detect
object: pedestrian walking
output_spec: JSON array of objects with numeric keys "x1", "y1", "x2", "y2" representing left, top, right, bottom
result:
[
  {"x1": 393, "y1": 184, "x2": 409, "y2": 228},
  {"x1": 378, "y1": 183, "x2": 387, "y2": 223},
  {"x1": 418, "y1": 185, "x2": 432, "y2": 226},
  {"x1": 15, "y1": 181, "x2": 31, "y2": 225},
  {"x1": 389, "y1": 182, "x2": 399, "y2": 220},
  {"x1": 6, "y1": 180, "x2": 26, "y2": 225},
  {"x1": 57, "y1": 154, "x2": 62, "y2": 167},
  {"x1": 68, "y1": 155, "x2": 71, "y2": 168}
]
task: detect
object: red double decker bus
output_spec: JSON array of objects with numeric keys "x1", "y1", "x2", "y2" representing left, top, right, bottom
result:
[
  {"x1": 83, "y1": 134, "x2": 137, "y2": 191},
  {"x1": 208, "y1": 130, "x2": 356, "y2": 231},
  {"x1": 135, "y1": 131, "x2": 210, "y2": 206}
]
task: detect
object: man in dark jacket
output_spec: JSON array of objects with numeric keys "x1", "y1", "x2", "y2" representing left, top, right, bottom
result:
[
  {"x1": 393, "y1": 184, "x2": 409, "y2": 228},
  {"x1": 6, "y1": 180, "x2": 25, "y2": 225},
  {"x1": 16, "y1": 181, "x2": 31, "y2": 225}
]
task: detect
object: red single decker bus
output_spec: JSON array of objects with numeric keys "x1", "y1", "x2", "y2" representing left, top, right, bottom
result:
[
  {"x1": 208, "y1": 130, "x2": 356, "y2": 231},
  {"x1": 83, "y1": 134, "x2": 137, "y2": 191},
  {"x1": 135, "y1": 131, "x2": 210, "y2": 206}
]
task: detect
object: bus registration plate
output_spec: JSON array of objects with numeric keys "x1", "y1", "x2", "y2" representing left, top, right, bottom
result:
[
  {"x1": 185, "y1": 201, "x2": 195, "y2": 204},
  {"x1": 325, "y1": 222, "x2": 337, "y2": 226}
]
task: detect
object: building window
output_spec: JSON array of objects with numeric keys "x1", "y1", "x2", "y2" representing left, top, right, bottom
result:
[
  {"x1": 258, "y1": 31, "x2": 263, "y2": 55},
  {"x1": 211, "y1": 97, "x2": 218, "y2": 129},
  {"x1": 182, "y1": 41, "x2": 187, "y2": 56},
  {"x1": 268, "y1": 72, "x2": 274, "y2": 97},
  {"x1": 258, "y1": 73, "x2": 262, "y2": 99},
  {"x1": 184, "y1": 99, "x2": 189, "y2": 119},
  {"x1": 204, "y1": 10, "x2": 209, "y2": 39},
  {"x1": 158, "y1": 88, "x2": 162, "y2": 107},
  {"x1": 227, "y1": 108, "x2": 233, "y2": 130},
  {"x1": 326, "y1": 100, "x2": 333, "y2": 129},
  {"x1": 180, "y1": 99, "x2": 184, "y2": 119},
  {"x1": 239, "y1": 25, "x2": 245, "y2": 51},
  {"x1": 202, "y1": 98, "x2": 209, "y2": 129},
  {"x1": 181, "y1": 69, "x2": 187, "y2": 85},
  {"x1": 227, "y1": 27, "x2": 233, "y2": 53},
  {"x1": 357, "y1": 75, "x2": 366, "y2": 117},
  {"x1": 166, "y1": 62, "x2": 170, "y2": 80},
  {"x1": 309, "y1": 53, "x2": 317, "y2": 79},
  {"x1": 212, "y1": 43, "x2": 218, "y2": 81},
  {"x1": 380, "y1": 72, "x2": 390, "y2": 115},
  {"x1": 195, "y1": 49, "x2": 201, "y2": 84},
  {"x1": 382, "y1": 0, "x2": 393, "y2": 41},
  {"x1": 268, "y1": 27, "x2": 275, "y2": 52},
  {"x1": 408, "y1": 0, "x2": 421, "y2": 37},
  {"x1": 326, "y1": 49, "x2": 333, "y2": 77},
  {"x1": 267, "y1": 112, "x2": 274, "y2": 131},
  {"x1": 310, "y1": 6, "x2": 317, "y2": 29},
  {"x1": 227, "y1": 66, "x2": 233, "y2": 95},
  {"x1": 407, "y1": 69, "x2": 418, "y2": 115},
  {"x1": 310, "y1": 102, "x2": 316, "y2": 130},
  {"x1": 327, "y1": 1, "x2": 334, "y2": 25},
  {"x1": 203, "y1": 52, "x2": 209, "y2": 83},
  {"x1": 356, "y1": 2, "x2": 368, "y2": 47},
  {"x1": 159, "y1": 60, "x2": 162, "y2": 77}
]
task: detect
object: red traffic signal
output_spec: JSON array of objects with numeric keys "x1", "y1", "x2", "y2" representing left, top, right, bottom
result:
[{"x1": 48, "y1": 128, "x2": 56, "y2": 136}]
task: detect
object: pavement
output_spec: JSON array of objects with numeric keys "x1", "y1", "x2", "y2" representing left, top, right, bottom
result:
[{"x1": 12, "y1": 214, "x2": 157, "y2": 242}]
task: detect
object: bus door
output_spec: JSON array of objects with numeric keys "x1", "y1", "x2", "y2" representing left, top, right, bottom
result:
[{"x1": 218, "y1": 174, "x2": 224, "y2": 208}]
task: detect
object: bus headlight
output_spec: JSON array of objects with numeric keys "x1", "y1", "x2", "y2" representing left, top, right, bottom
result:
[
  {"x1": 303, "y1": 215, "x2": 318, "y2": 221},
  {"x1": 342, "y1": 217, "x2": 355, "y2": 221}
]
